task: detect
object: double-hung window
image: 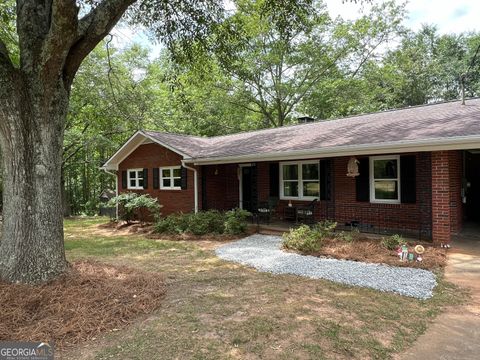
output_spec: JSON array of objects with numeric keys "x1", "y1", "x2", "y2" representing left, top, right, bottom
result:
[
  {"x1": 127, "y1": 169, "x2": 144, "y2": 189},
  {"x1": 280, "y1": 161, "x2": 319, "y2": 200},
  {"x1": 160, "y1": 166, "x2": 182, "y2": 190},
  {"x1": 370, "y1": 155, "x2": 400, "y2": 203}
]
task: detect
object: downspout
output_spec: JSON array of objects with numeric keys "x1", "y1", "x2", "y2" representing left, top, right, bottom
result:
[
  {"x1": 181, "y1": 160, "x2": 199, "y2": 213},
  {"x1": 103, "y1": 168, "x2": 119, "y2": 220}
]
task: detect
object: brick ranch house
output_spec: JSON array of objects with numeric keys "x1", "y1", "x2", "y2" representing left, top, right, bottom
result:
[{"x1": 102, "y1": 99, "x2": 480, "y2": 244}]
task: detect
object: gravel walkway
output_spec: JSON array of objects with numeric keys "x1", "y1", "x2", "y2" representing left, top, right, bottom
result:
[{"x1": 215, "y1": 235, "x2": 437, "y2": 299}]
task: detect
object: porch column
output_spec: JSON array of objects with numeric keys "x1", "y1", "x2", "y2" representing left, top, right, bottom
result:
[{"x1": 431, "y1": 151, "x2": 451, "y2": 244}]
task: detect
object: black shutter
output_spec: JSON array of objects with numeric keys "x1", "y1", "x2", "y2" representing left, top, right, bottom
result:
[
  {"x1": 269, "y1": 163, "x2": 279, "y2": 197},
  {"x1": 356, "y1": 158, "x2": 370, "y2": 202},
  {"x1": 201, "y1": 167, "x2": 207, "y2": 210},
  {"x1": 320, "y1": 159, "x2": 332, "y2": 201},
  {"x1": 251, "y1": 164, "x2": 258, "y2": 210},
  {"x1": 400, "y1": 155, "x2": 416, "y2": 203},
  {"x1": 121, "y1": 171, "x2": 127, "y2": 189},
  {"x1": 153, "y1": 168, "x2": 159, "y2": 189},
  {"x1": 143, "y1": 168, "x2": 148, "y2": 189},
  {"x1": 181, "y1": 166, "x2": 188, "y2": 190}
]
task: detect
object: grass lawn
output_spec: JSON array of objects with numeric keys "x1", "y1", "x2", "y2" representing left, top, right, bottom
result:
[{"x1": 63, "y1": 217, "x2": 466, "y2": 360}]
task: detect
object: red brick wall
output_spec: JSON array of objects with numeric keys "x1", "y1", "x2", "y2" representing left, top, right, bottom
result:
[
  {"x1": 331, "y1": 155, "x2": 430, "y2": 236},
  {"x1": 202, "y1": 164, "x2": 239, "y2": 210},
  {"x1": 203, "y1": 155, "x2": 433, "y2": 237},
  {"x1": 118, "y1": 143, "x2": 198, "y2": 216},
  {"x1": 117, "y1": 143, "x2": 463, "y2": 240},
  {"x1": 431, "y1": 151, "x2": 452, "y2": 243},
  {"x1": 449, "y1": 150, "x2": 463, "y2": 234}
]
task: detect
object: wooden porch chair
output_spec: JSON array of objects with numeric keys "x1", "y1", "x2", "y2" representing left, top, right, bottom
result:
[{"x1": 296, "y1": 199, "x2": 318, "y2": 224}]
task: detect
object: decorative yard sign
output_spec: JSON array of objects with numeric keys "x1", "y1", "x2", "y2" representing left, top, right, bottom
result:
[{"x1": 347, "y1": 157, "x2": 360, "y2": 177}]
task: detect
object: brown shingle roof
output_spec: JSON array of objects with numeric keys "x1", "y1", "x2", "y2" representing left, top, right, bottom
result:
[
  {"x1": 146, "y1": 99, "x2": 480, "y2": 161},
  {"x1": 142, "y1": 131, "x2": 209, "y2": 157}
]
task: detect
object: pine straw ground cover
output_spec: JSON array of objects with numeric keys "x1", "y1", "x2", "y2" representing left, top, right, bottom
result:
[
  {"x1": 313, "y1": 236, "x2": 447, "y2": 270},
  {"x1": 0, "y1": 260, "x2": 165, "y2": 350}
]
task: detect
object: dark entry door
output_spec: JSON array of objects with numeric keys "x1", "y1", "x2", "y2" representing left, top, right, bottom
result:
[
  {"x1": 466, "y1": 152, "x2": 480, "y2": 222},
  {"x1": 241, "y1": 166, "x2": 257, "y2": 212}
]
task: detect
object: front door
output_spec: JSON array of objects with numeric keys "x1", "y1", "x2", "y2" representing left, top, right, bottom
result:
[
  {"x1": 465, "y1": 152, "x2": 480, "y2": 223},
  {"x1": 241, "y1": 166, "x2": 257, "y2": 212}
]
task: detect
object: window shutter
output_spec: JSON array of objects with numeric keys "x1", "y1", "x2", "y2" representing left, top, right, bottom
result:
[
  {"x1": 153, "y1": 168, "x2": 159, "y2": 189},
  {"x1": 181, "y1": 166, "x2": 188, "y2": 190},
  {"x1": 400, "y1": 155, "x2": 416, "y2": 203},
  {"x1": 143, "y1": 168, "x2": 148, "y2": 189},
  {"x1": 251, "y1": 164, "x2": 258, "y2": 210},
  {"x1": 320, "y1": 159, "x2": 332, "y2": 201},
  {"x1": 269, "y1": 163, "x2": 279, "y2": 197},
  {"x1": 356, "y1": 158, "x2": 370, "y2": 202},
  {"x1": 201, "y1": 167, "x2": 208, "y2": 210},
  {"x1": 121, "y1": 171, "x2": 127, "y2": 189}
]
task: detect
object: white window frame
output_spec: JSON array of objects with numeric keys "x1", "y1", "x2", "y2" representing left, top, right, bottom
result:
[
  {"x1": 127, "y1": 168, "x2": 144, "y2": 190},
  {"x1": 160, "y1": 166, "x2": 182, "y2": 190},
  {"x1": 369, "y1": 155, "x2": 401, "y2": 204},
  {"x1": 279, "y1": 161, "x2": 320, "y2": 201}
]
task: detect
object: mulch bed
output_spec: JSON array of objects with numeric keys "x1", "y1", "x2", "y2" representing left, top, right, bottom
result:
[
  {"x1": 312, "y1": 237, "x2": 447, "y2": 270},
  {"x1": 0, "y1": 260, "x2": 165, "y2": 349}
]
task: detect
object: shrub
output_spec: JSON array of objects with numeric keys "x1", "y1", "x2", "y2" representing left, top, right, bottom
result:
[
  {"x1": 108, "y1": 193, "x2": 162, "y2": 223},
  {"x1": 382, "y1": 234, "x2": 406, "y2": 250},
  {"x1": 282, "y1": 225, "x2": 323, "y2": 253},
  {"x1": 154, "y1": 213, "x2": 191, "y2": 234},
  {"x1": 188, "y1": 210, "x2": 226, "y2": 235},
  {"x1": 312, "y1": 220, "x2": 337, "y2": 237},
  {"x1": 154, "y1": 208, "x2": 250, "y2": 235},
  {"x1": 335, "y1": 228, "x2": 360, "y2": 243},
  {"x1": 224, "y1": 208, "x2": 251, "y2": 235}
]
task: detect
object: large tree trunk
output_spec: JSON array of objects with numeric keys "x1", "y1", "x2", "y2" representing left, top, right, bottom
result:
[
  {"x1": 0, "y1": 70, "x2": 68, "y2": 283},
  {"x1": 0, "y1": 0, "x2": 137, "y2": 284}
]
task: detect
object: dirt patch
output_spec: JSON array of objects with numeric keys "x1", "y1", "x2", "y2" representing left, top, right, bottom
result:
[
  {"x1": 311, "y1": 237, "x2": 447, "y2": 270},
  {"x1": 0, "y1": 260, "x2": 165, "y2": 349},
  {"x1": 96, "y1": 221, "x2": 154, "y2": 236}
]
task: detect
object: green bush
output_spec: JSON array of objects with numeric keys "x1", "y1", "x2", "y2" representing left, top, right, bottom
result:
[
  {"x1": 108, "y1": 193, "x2": 162, "y2": 223},
  {"x1": 154, "y1": 208, "x2": 250, "y2": 235},
  {"x1": 224, "y1": 208, "x2": 251, "y2": 235},
  {"x1": 382, "y1": 234, "x2": 405, "y2": 250},
  {"x1": 282, "y1": 225, "x2": 323, "y2": 253},
  {"x1": 188, "y1": 210, "x2": 226, "y2": 235},
  {"x1": 154, "y1": 213, "x2": 191, "y2": 234},
  {"x1": 335, "y1": 228, "x2": 360, "y2": 243},
  {"x1": 312, "y1": 220, "x2": 337, "y2": 237}
]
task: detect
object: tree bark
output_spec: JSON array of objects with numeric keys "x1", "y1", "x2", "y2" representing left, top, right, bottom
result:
[
  {"x1": 0, "y1": 69, "x2": 69, "y2": 283},
  {"x1": 0, "y1": 0, "x2": 135, "y2": 283}
]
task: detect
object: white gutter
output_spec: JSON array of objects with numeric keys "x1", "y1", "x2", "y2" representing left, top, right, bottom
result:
[
  {"x1": 189, "y1": 135, "x2": 480, "y2": 165},
  {"x1": 103, "y1": 168, "x2": 119, "y2": 220},
  {"x1": 181, "y1": 160, "x2": 199, "y2": 213}
]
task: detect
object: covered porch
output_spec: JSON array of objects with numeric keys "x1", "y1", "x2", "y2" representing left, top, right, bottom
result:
[{"x1": 199, "y1": 149, "x2": 477, "y2": 243}]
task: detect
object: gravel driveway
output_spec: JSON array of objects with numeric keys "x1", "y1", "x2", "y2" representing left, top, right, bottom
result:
[{"x1": 216, "y1": 235, "x2": 437, "y2": 299}]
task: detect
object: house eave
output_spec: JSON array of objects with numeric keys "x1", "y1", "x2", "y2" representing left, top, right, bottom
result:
[{"x1": 189, "y1": 135, "x2": 480, "y2": 165}]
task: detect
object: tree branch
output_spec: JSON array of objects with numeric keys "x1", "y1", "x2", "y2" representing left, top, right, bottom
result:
[
  {"x1": 0, "y1": 38, "x2": 15, "y2": 95},
  {"x1": 0, "y1": 39, "x2": 13, "y2": 71},
  {"x1": 40, "y1": 0, "x2": 79, "y2": 81},
  {"x1": 63, "y1": 0, "x2": 136, "y2": 86}
]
